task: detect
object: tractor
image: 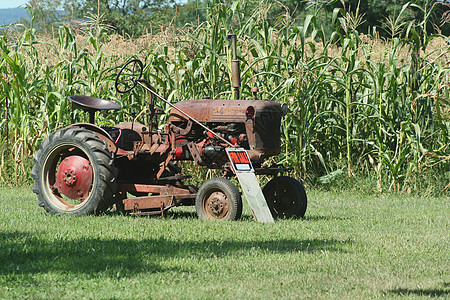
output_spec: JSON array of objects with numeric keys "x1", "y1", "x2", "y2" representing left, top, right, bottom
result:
[{"x1": 31, "y1": 35, "x2": 307, "y2": 221}]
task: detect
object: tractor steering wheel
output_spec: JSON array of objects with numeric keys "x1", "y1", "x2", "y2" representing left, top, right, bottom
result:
[{"x1": 115, "y1": 59, "x2": 144, "y2": 94}]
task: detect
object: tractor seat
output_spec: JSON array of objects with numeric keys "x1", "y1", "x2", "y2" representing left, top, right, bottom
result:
[
  {"x1": 68, "y1": 95, "x2": 122, "y2": 111},
  {"x1": 69, "y1": 95, "x2": 121, "y2": 124}
]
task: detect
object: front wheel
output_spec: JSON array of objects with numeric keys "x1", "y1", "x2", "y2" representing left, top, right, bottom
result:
[
  {"x1": 262, "y1": 176, "x2": 307, "y2": 219},
  {"x1": 31, "y1": 126, "x2": 116, "y2": 215},
  {"x1": 195, "y1": 178, "x2": 242, "y2": 221}
]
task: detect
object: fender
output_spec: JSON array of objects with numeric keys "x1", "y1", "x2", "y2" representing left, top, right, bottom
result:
[{"x1": 68, "y1": 123, "x2": 118, "y2": 154}]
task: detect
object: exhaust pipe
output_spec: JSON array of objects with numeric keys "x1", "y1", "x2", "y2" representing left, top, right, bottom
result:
[{"x1": 227, "y1": 34, "x2": 241, "y2": 100}]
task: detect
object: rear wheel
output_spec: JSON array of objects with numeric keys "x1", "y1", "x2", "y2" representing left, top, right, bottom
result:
[
  {"x1": 262, "y1": 176, "x2": 307, "y2": 219},
  {"x1": 195, "y1": 178, "x2": 242, "y2": 221},
  {"x1": 31, "y1": 126, "x2": 116, "y2": 215}
]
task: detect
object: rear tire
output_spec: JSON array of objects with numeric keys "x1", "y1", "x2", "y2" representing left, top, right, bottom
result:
[
  {"x1": 262, "y1": 176, "x2": 307, "y2": 219},
  {"x1": 195, "y1": 178, "x2": 242, "y2": 221},
  {"x1": 31, "y1": 126, "x2": 116, "y2": 215}
]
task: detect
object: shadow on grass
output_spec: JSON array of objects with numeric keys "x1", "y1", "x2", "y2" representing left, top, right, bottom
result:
[
  {"x1": 157, "y1": 210, "x2": 349, "y2": 222},
  {"x1": 387, "y1": 285, "x2": 449, "y2": 297},
  {"x1": 303, "y1": 215, "x2": 350, "y2": 221},
  {"x1": 165, "y1": 209, "x2": 198, "y2": 219},
  {"x1": 104, "y1": 206, "x2": 347, "y2": 222},
  {"x1": 0, "y1": 230, "x2": 350, "y2": 279}
]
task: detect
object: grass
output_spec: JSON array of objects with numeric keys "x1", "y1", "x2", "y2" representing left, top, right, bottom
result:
[{"x1": 0, "y1": 186, "x2": 448, "y2": 299}]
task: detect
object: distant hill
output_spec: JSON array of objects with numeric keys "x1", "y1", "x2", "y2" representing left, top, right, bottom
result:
[{"x1": 0, "y1": 8, "x2": 29, "y2": 25}]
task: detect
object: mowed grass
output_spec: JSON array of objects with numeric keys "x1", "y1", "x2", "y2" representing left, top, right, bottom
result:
[{"x1": 0, "y1": 186, "x2": 448, "y2": 299}]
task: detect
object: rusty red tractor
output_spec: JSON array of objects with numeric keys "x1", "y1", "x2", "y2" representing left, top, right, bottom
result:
[{"x1": 31, "y1": 35, "x2": 307, "y2": 221}]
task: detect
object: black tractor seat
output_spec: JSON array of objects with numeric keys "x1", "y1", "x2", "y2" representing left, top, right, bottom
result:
[{"x1": 69, "y1": 95, "x2": 121, "y2": 124}]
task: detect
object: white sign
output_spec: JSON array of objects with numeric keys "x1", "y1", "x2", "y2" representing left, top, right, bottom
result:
[{"x1": 226, "y1": 148, "x2": 274, "y2": 223}]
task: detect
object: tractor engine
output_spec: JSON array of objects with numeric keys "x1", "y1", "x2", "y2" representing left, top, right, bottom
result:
[{"x1": 168, "y1": 99, "x2": 284, "y2": 169}]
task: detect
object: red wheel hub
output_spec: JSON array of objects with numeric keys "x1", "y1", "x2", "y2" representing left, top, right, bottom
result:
[{"x1": 56, "y1": 155, "x2": 93, "y2": 200}]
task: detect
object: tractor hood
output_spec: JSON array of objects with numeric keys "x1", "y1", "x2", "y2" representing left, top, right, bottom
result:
[{"x1": 168, "y1": 99, "x2": 283, "y2": 123}]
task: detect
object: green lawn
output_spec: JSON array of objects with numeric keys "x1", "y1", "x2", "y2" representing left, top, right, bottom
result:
[{"x1": 0, "y1": 186, "x2": 448, "y2": 299}]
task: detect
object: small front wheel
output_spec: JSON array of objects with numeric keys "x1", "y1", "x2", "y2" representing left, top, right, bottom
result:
[
  {"x1": 195, "y1": 178, "x2": 242, "y2": 221},
  {"x1": 262, "y1": 176, "x2": 307, "y2": 219}
]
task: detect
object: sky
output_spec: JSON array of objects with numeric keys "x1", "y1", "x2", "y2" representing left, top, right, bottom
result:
[{"x1": 0, "y1": 0, "x2": 28, "y2": 9}]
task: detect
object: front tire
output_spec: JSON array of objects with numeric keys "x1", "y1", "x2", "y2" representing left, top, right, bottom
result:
[
  {"x1": 195, "y1": 178, "x2": 242, "y2": 221},
  {"x1": 262, "y1": 176, "x2": 307, "y2": 219},
  {"x1": 31, "y1": 126, "x2": 116, "y2": 215}
]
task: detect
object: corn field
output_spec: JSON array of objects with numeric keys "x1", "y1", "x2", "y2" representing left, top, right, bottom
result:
[{"x1": 0, "y1": 1, "x2": 449, "y2": 194}]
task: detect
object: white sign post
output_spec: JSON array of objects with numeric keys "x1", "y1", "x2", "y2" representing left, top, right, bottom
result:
[{"x1": 226, "y1": 148, "x2": 274, "y2": 223}]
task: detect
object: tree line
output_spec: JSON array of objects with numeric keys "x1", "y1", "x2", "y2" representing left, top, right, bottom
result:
[{"x1": 24, "y1": 0, "x2": 450, "y2": 37}]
